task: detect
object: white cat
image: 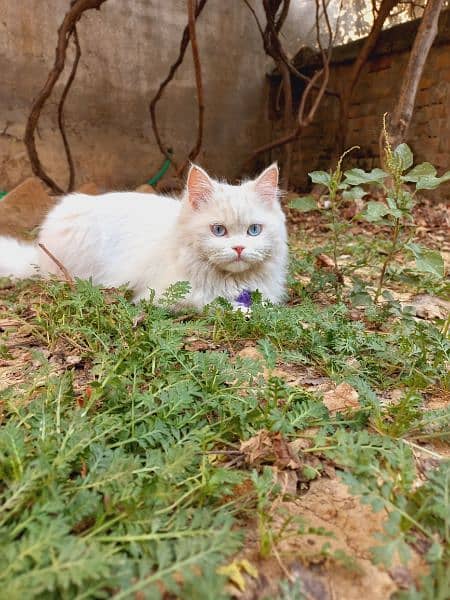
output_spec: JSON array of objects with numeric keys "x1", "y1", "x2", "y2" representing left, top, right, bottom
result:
[{"x1": 0, "y1": 164, "x2": 288, "y2": 310}]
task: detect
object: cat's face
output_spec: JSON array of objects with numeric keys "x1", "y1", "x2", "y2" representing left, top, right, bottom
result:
[{"x1": 178, "y1": 164, "x2": 286, "y2": 275}]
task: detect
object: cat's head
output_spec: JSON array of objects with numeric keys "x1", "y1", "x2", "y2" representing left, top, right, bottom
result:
[{"x1": 178, "y1": 164, "x2": 286, "y2": 275}]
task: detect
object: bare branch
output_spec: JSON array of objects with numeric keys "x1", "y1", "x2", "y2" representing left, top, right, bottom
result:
[
  {"x1": 242, "y1": 0, "x2": 265, "y2": 36},
  {"x1": 57, "y1": 26, "x2": 81, "y2": 193},
  {"x1": 24, "y1": 0, "x2": 108, "y2": 194},
  {"x1": 387, "y1": 0, "x2": 444, "y2": 149},
  {"x1": 149, "y1": 0, "x2": 208, "y2": 170},
  {"x1": 242, "y1": 0, "x2": 339, "y2": 97},
  {"x1": 248, "y1": 0, "x2": 332, "y2": 160},
  {"x1": 176, "y1": 0, "x2": 205, "y2": 177},
  {"x1": 334, "y1": 0, "x2": 399, "y2": 157},
  {"x1": 38, "y1": 243, "x2": 75, "y2": 289}
]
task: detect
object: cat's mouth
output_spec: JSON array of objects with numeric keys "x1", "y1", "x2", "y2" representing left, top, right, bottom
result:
[{"x1": 221, "y1": 259, "x2": 252, "y2": 274}]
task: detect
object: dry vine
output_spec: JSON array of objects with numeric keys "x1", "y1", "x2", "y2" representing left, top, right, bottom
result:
[
  {"x1": 24, "y1": 0, "x2": 108, "y2": 194},
  {"x1": 334, "y1": 0, "x2": 399, "y2": 158},
  {"x1": 38, "y1": 243, "x2": 75, "y2": 289},
  {"x1": 246, "y1": 0, "x2": 333, "y2": 186},
  {"x1": 149, "y1": 0, "x2": 208, "y2": 175},
  {"x1": 57, "y1": 26, "x2": 81, "y2": 193},
  {"x1": 176, "y1": 0, "x2": 205, "y2": 176}
]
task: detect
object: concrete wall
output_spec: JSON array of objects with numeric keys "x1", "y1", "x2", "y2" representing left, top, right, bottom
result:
[
  {"x1": 269, "y1": 10, "x2": 450, "y2": 198},
  {"x1": 0, "y1": 0, "x2": 272, "y2": 191}
]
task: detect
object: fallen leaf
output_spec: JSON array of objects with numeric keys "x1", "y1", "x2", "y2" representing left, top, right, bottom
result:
[
  {"x1": 272, "y1": 432, "x2": 302, "y2": 469},
  {"x1": 240, "y1": 430, "x2": 301, "y2": 469},
  {"x1": 323, "y1": 383, "x2": 360, "y2": 413},
  {"x1": 405, "y1": 294, "x2": 450, "y2": 320},
  {"x1": 316, "y1": 253, "x2": 335, "y2": 269},
  {"x1": 183, "y1": 336, "x2": 212, "y2": 352},
  {"x1": 388, "y1": 566, "x2": 414, "y2": 590}
]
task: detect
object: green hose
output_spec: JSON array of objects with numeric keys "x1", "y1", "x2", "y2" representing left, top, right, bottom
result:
[
  {"x1": 147, "y1": 149, "x2": 173, "y2": 186},
  {"x1": 0, "y1": 191, "x2": 7, "y2": 200}
]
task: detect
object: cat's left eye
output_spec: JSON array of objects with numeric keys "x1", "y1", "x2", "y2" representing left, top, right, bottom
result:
[
  {"x1": 247, "y1": 224, "x2": 262, "y2": 236},
  {"x1": 210, "y1": 224, "x2": 227, "y2": 236}
]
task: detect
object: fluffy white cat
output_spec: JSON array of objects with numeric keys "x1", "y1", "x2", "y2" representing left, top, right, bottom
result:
[{"x1": 0, "y1": 164, "x2": 288, "y2": 310}]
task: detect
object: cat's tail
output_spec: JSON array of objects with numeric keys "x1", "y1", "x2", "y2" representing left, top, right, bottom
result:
[{"x1": 0, "y1": 236, "x2": 39, "y2": 279}]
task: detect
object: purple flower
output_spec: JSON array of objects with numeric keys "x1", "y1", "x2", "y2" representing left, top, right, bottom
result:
[{"x1": 236, "y1": 289, "x2": 252, "y2": 308}]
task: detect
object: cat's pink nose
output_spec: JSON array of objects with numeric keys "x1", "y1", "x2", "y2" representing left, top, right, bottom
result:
[{"x1": 233, "y1": 246, "x2": 245, "y2": 257}]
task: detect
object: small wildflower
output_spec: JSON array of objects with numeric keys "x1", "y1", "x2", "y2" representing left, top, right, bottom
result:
[{"x1": 235, "y1": 289, "x2": 252, "y2": 308}]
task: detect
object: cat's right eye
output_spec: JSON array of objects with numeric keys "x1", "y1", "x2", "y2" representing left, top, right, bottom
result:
[{"x1": 210, "y1": 224, "x2": 227, "y2": 237}]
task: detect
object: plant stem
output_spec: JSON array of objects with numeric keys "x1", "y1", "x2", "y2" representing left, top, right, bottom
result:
[
  {"x1": 374, "y1": 218, "x2": 401, "y2": 303},
  {"x1": 442, "y1": 311, "x2": 450, "y2": 337}
]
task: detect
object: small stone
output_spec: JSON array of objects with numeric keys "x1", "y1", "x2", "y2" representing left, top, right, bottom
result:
[
  {"x1": 135, "y1": 184, "x2": 156, "y2": 194},
  {"x1": 66, "y1": 355, "x2": 82, "y2": 366}
]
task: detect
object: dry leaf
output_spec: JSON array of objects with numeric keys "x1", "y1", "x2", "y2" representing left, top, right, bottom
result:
[
  {"x1": 316, "y1": 253, "x2": 335, "y2": 269},
  {"x1": 323, "y1": 382, "x2": 360, "y2": 413},
  {"x1": 271, "y1": 466, "x2": 298, "y2": 496},
  {"x1": 405, "y1": 294, "x2": 450, "y2": 320},
  {"x1": 132, "y1": 312, "x2": 146, "y2": 328},
  {"x1": 183, "y1": 336, "x2": 212, "y2": 352},
  {"x1": 272, "y1": 432, "x2": 302, "y2": 469},
  {"x1": 240, "y1": 430, "x2": 301, "y2": 469},
  {"x1": 388, "y1": 566, "x2": 414, "y2": 590}
]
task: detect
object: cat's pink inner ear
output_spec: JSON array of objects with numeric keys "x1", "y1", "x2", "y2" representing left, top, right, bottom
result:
[
  {"x1": 187, "y1": 165, "x2": 214, "y2": 209},
  {"x1": 254, "y1": 163, "x2": 279, "y2": 204}
]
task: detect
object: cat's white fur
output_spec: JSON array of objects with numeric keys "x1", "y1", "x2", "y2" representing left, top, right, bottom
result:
[{"x1": 0, "y1": 164, "x2": 288, "y2": 310}]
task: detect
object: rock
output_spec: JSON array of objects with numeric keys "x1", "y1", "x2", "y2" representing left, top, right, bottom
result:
[
  {"x1": 0, "y1": 177, "x2": 56, "y2": 239},
  {"x1": 135, "y1": 183, "x2": 156, "y2": 194},
  {"x1": 77, "y1": 182, "x2": 102, "y2": 195}
]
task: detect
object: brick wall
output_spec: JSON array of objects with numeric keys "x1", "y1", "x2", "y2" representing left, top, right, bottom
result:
[{"x1": 270, "y1": 10, "x2": 450, "y2": 198}]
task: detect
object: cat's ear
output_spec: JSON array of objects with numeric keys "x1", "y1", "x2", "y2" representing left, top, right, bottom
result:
[
  {"x1": 187, "y1": 164, "x2": 214, "y2": 209},
  {"x1": 254, "y1": 163, "x2": 279, "y2": 204}
]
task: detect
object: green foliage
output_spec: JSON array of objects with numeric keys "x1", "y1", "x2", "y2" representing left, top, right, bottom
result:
[
  {"x1": 1, "y1": 124, "x2": 449, "y2": 598},
  {"x1": 0, "y1": 276, "x2": 448, "y2": 597},
  {"x1": 289, "y1": 196, "x2": 318, "y2": 212},
  {"x1": 291, "y1": 127, "x2": 447, "y2": 306}
]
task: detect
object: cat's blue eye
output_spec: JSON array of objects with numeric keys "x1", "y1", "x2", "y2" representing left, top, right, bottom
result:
[
  {"x1": 247, "y1": 224, "x2": 262, "y2": 236},
  {"x1": 210, "y1": 224, "x2": 227, "y2": 237}
]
